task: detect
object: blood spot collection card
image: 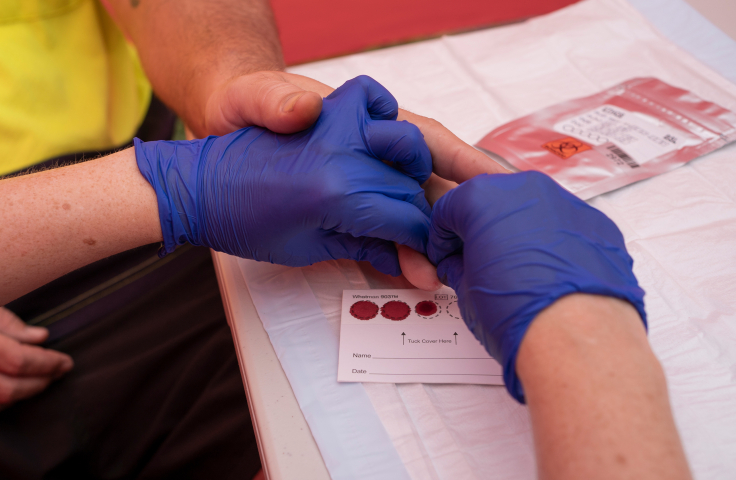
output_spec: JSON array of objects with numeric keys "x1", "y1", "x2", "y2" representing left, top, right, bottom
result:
[{"x1": 337, "y1": 289, "x2": 503, "y2": 385}]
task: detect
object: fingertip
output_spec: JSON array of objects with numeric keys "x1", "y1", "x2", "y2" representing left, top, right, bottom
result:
[
  {"x1": 397, "y1": 244, "x2": 443, "y2": 291},
  {"x1": 436, "y1": 254, "x2": 464, "y2": 290},
  {"x1": 422, "y1": 174, "x2": 457, "y2": 207},
  {"x1": 62, "y1": 357, "x2": 74, "y2": 373},
  {"x1": 22, "y1": 326, "x2": 49, "y2": 344},
  {"x1": 55, "y1": 355, "x2": 74, "y2": 378},
  {"x1": 276, "y1": 91, "x2": 323, "y2": 133},
  {"x1": 363, "y1": 119, "x2": 432, "y2": 184},
  {"x1": 294, "y1": 91, "x2": 323, "y2": 124},
  {"x1": 282, "y1": 91, "x2": 320, "y2": 113},
  {"x1": 339, "y1": 75, "x2": 398, "y2": 120}
]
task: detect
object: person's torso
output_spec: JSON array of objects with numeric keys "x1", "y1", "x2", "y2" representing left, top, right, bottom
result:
[{"x1": 0, "y1": 0, "x2": 151, "y2": 175}]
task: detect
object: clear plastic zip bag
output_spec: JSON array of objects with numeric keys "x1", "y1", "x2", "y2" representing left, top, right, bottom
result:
[{"x1": 476, "y1": 78, "x2": 736, "y2": 199}]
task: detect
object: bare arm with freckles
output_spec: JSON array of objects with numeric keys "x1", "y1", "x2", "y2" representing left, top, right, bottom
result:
[{"x1": 0, "y1": 149, "x2": 160, "y2": 305}]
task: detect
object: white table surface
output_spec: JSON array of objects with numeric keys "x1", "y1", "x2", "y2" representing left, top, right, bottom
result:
[
  {"x1": 684, "y1": 0, "x2": 736, "y2": 41},
  {"x1": 213, "y1": 1, "x2": 736, "y2": 478},
  {"x1": 211, "y1": 251, "x2": 330, "y2": 479}
]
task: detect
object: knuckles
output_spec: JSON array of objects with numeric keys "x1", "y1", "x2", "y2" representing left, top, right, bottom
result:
[
  {"x1": 401, "y1": 122, "x2": 428, "y2": 148},
  {"x1": 418, "y1": 116, "x2": 445, "y2": 131},
  {"x1": 297, "y1": 171, "x2": 349, "y2": 212},
  {"x1": 350, "y1": 75, "x2": 383, "y2": 93}
]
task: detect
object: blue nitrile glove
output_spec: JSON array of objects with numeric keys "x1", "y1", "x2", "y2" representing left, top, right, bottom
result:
[
  {"x1": 427, "y1": 172, "x2": 646, "y2": 403},
  {"x1": 135, "y1": 75, "x2": 432, "y2": 275}
]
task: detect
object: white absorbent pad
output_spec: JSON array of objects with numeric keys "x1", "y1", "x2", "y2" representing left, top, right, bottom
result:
[{"x1": 240, "y1": 0, "x2": 736, "y2": 478}]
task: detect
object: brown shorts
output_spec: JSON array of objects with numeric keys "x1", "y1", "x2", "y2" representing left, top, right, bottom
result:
[{"x1": 2, "y1": 245, "x2": 261, "y2": 479}]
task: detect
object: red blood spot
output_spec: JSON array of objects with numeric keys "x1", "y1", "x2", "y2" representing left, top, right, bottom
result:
[
  {"x1": 350, "y1": 301, "x2": 378, "y2": 320},
  {"x1": 381, "y1": 301, "x2": 410, "y2": 321},
  {"x1": 415, "y1": 301, "x2": 437, "y2": 317}
]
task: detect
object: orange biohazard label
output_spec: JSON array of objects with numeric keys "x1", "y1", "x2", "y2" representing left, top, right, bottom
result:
[{"x1": 542, "y1": 137, "x2": 592, "y2": 159}]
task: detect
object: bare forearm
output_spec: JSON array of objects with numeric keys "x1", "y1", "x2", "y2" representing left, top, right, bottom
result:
[
  {"x1": 0, "y1": 149, "x2": 161, "y2": 304},
  {"x1": 516, "y1": 294, "x2": 691, "y2": 480},
  {"x1": 107, "y1": 0, "x2": 285, "y2": 136}
]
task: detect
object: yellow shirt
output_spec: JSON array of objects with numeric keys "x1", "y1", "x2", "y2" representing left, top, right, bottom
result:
[{"x1": 0, "y1": 0, "x2": 151, "y2": 175}]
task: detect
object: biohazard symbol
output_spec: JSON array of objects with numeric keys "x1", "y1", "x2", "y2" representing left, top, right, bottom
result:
[{"x1": 542, "y1": 137, "x2": 591, "y2": 159}]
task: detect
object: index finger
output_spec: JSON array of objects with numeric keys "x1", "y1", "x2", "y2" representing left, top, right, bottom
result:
[{"x1": 397, "y1": 110, "x2": 510, "y2": 183}]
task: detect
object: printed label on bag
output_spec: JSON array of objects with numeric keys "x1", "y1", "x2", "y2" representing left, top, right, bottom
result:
[{"x1": 553, "y1": 105, "x2": 683, "y2": 165}]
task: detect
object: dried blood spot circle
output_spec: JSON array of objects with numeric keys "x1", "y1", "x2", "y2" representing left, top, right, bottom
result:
[
  {"x1": 350, "y1": 301, "x2": 379, "y2": 320},
  {"x1": 447, "y1": 301, "x2": 462, "y2": 319},
  {"x1": 415, "y1": 301, "x2": 438, "y2": 317},
  {"x1": 381, "y1": 301, "x2": 411, "y2": 321}
]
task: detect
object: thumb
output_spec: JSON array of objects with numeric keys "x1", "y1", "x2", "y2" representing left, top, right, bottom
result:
[
  {"x1": 0, "y1": 308, "x2": 48, "y2": 344},
  {"x1": 205, "y1": 72, "x2": 323, "y2": 136}
]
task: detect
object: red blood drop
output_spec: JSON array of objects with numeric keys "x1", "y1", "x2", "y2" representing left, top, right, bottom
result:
[
  {"x1": 350, "y1": 301, "x2": 378, "y2": 320},
  {"x1": 381, "y1": 301, "x2": 410, "y2": 321},
  {"x1": 415, "y1": 301, "x2": 437, "y2": 317}
]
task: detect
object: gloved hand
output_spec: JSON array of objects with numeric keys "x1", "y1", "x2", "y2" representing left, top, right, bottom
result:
[
  {"x1": 135, "y1": 76, "x2": 432, "y2": 275},
  {"x1": 427, "y1": 172, "x2": 646, "y2": 402}
]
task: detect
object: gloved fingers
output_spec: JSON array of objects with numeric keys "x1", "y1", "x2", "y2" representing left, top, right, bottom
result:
[
  {"x1": 364, "y1": 119, "x2": 433, "y2": 184},
  {"x1": 325, "y1": 193, "x2": 431, "y2": 254},
  {"x1": 281, "y1": 231, "x2": 400, "y2": 275},
  {"x1": 328, "y1": 75, "x2": 399, "y2": 121},
  {"x1": 345, "y1": 163, "x2": 433, "y2": 217},
  {"x1": 426, "y1": 188, "x2": 466, "y2": 265},
  {"x1": 204, "y1": 71, "x2": 324, "y2": 136},
  {"x1": 336, "y1": 235, "x2": 402, "y2": 276},
  {"x1": 436, "y1": 253, "x2": 465, "y2": 290}
]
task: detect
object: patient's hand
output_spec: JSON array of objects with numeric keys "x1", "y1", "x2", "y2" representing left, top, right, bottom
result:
[
  {"x1": 0, "y1": 308, "x2": 73, "y2": 408},
  {"x1": 392, "y1": 122, "x2": 510, "y2": 289},
  {"x1": 202, "y1": 71, "x2": 509, "y2": 289}
]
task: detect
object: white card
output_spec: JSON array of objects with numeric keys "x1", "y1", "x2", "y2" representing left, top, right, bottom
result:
[{"x1": 337, "y1": 288, "x2": 504, "y2": 385}]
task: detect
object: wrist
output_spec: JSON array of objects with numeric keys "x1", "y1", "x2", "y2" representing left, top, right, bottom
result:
[
  {"x1": 516, "y1": 293, "x2": 652, "y2": 395},
  {"x1": 133, "y1": 137, "x2": 207, "y2": 256}
]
